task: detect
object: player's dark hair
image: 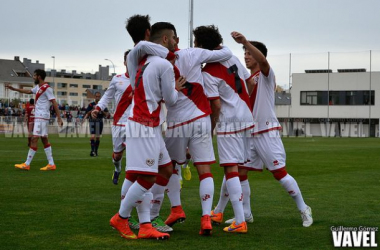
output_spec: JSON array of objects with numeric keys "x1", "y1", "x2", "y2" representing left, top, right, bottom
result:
[
  {"x1": 29, "y1": 98, "x2": 34, "y2": 105},
  {"x1": 126, "y1": 14, "x2": 151, "y2": 44},
  {"x1": 124, "y1": 50, "x2": 131, "y2": 62},
  {"x1": 34, "y1": 69, "x2": 46, "y2": 80},
  {"x1": 193, "y1": 25, "x2": 223, "y2": 50},
  {"x1": 150, "y1": 22, "x2": 176, "y2": 42},
  {"x1": 244, "y1": 41, "x2": 268, "y2": 58},
  {"x1": 95, "y1": 92, "x2": 101, "y2": 96}
]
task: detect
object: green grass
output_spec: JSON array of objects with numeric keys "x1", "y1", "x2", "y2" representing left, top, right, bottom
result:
[{"x1": 0, "y1": 135, "x2": 379, "y2": 250}]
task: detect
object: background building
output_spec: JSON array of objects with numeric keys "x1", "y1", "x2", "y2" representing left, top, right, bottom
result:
[{"x1": 276, "y1": 69, "x2": 380, "y2": 137}]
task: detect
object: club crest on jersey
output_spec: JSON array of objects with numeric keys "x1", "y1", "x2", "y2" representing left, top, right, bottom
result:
[
  {"x1": 273, "y1": 160, "x2": 279, "y2": 166},
  {"x1": 38, "y1": 89, "x2": 43, "y2": 94},
  {"x1": 146, "y1": 159, "x2": 155, "y2": 167}
]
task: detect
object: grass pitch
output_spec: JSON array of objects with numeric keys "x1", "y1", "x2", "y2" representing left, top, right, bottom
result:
[{"x1": 0, "y1": 135, "x2": 379, "y2": 250}]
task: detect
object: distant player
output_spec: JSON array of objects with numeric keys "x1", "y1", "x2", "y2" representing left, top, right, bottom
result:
[
  {"x1": 25, "y1": 98, "x2": 35, "y2": 147},
  {"x1": 83, "y1": 92, "x2": 108, "y2": 156},
  {"x1": 200, "y1": 25, "x2": 255, "y2": 234},
  {"x1": 6, "y1": 69, "x2": 63, "y2": 171},
  {"x1": 109, "y1": 22, "x2": 186, "y2": 240},
  {"x1": 230, "y1": 31, "x2": 313, "y2": 227},
  {"x1": 91, "y1": 50, "x2": 133, "y2": 185}
]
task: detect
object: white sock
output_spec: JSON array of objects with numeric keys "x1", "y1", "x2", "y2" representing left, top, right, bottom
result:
[
  {"x1": 44, "y1": 146, "x2": 54, "y2": 165},
  {"x1": 175, "y1": 164, "x2": 182, "y2": 181},
  {"x1": 137, "y1": 191, "x2": 153, "y2": 224},
  {"x1": 214, "y1": 176, "x2": 229, "y2": 214},
  {"x1": 226, "y1": 176, "x2": 244, "y2": 224},
  {"x1": 25, "y1": 147, "x2": 37, "y2": 166},
  {"x1": 199, "y1": 175, "x2": 214, "y2": 216},
  {"x1": 166, "y1": 173, "x2": 181, "y2": 207},
  {"x1": 113, "y1": 157, "x2": 122, "y2": 172},
  {"x1": 279, "y1": 174, "x2": 307, "y2": 212},
  {"x1": 241, "y1": 179, "x2": 252, "y2": 218},
  {"x1": 119, "y1": 181, "x2": 147, "y2": 218},
  {"x1": 121, "y1": 177, "x2": 134, "y2": 200},
  {"x1": 150, "y1": 183, "x2": 166, "y2": 219}
]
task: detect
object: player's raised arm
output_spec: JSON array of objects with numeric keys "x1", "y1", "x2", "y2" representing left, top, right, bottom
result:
[
  {"x1": 198, "y1": 45, "x2": 232, "y2": 64},
  {"x1": 231, "y1": 31, "x2": 270, "y2": 76},
  {"x1": 127, "y1": 41, "x2": 173, "y2": 88},
  {"x1": 5, "y1": 84, "x2": 33, "y2": 94},
  {"x1": 92, "y1": 79, "x2": 116, "y2": 119}
]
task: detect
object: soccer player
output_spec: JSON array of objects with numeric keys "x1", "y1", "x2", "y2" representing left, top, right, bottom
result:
[
  {"x1": 109, "y1": 22, "x2": 186, "y2": 240},
  {"x1": 199, "y1": 25, "x2": 254, "y2": 233},
  {"x1": 159, "y1": 25, "x2": 233, "y2": 235},
  {"x1": 83, "y1": 92, "x2": 108, "y2": 156},
  {"x1": 25, "y1": 98, "x2": 35, "y2": 147},
  {"x1": 118, "y1": 14, "x2": 177, "y2": 233},
  {"x1": 91, "y1": 50, "x2": 133, "y2": 185},
  {"x1": 229, "y1": 31, "x2": 313, "y2": 227},
  {"x1": 6, "y1": 69, "x2": 63, "y2": 171}
]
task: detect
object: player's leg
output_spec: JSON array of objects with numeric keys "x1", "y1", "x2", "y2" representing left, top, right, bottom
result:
[
  {"x1": 94, "y1": 121, "x2": 103, "y2": 156},
  {"x1": 216, "y1": 132, "x2": 247, "y2": 233},
  {"x1": 256, "y1": 130, "x2": 313, "y2": 227},
  {"x1": 40, "y1": 135, "x2": 56, "y2": 171},
  {"x1": 15, "y1": 119, "x2": 41, "y2": 170},
  {"x1": 89, "y1": 122, "x2": 96, "y2": 156},
  {"x1": 190, "y1": 117, "x2": 215, "y2": 235},
  {"x1": 111, "y1": 125, "x2": 126, "y2": 185},
  {"x1": 112, "y1": 123, "x2": 169, "y2": 240},
  {"x1": 163, "y1": 126, "x2": 188, "y2": 226}
]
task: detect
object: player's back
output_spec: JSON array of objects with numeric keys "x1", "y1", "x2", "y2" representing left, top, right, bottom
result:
[
  {"x1": 129, "y1": 55, "x2": 177, "y2": 127},
  {"x1": 203, "y1": 55, "x2": 253, "y2": 133}
]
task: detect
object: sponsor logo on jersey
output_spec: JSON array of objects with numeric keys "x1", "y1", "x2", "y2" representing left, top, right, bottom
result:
[
  {"x1": 273, "y1": 160, "x2": 279, "y2": 166},
  {"x1": 331, "y1": 226, "x2": 378, "y2": 248},
  {"x1": 146, "y1": 159, "x2": 155, "y2": 166}
]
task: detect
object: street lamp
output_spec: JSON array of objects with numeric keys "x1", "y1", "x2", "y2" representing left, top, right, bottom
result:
[{"x1": 105, "y1": 58, "x2": 115, "y2": 75}]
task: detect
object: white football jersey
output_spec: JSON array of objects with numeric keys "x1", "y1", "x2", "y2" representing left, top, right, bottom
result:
[
  {"x1": 128, "y1": 55, "x2": 179, "y2": 127},
  {"x1": 96, "y1": 73, "x2": 132, "y2": 126},
  {"x1": 203, "y1": 55, "x2": 254, "y2": 133},
  {"x1": 251, "y1": 68, "x2": 281, "y2": 134},
  {"x1": 165, "y1": 46, "x2": 232, "y2": 128},
  {"x1": 31, "y1": 84, "x2": 55, "y2": 120}
]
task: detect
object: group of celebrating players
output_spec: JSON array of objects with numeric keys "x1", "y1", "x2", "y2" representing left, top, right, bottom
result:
[{"x1": 7, "y1": 13, "x2": 313, "y2": 241}]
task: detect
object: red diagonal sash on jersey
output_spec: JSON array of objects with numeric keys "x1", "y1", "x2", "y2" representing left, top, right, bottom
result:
[
  {"x1": 174, "y1": 65, "x2": 211, "y2": 116},
  {"x1": 203, "y1": 63, "x2": 251, "y2": 110},
  {"x1": 35, "y1": 83, "x2": 50, "y2": 104},
  {"x1": 129, "y1": 57, "x2": 161, "y2": 127},
  {"x1": 113, "y1": 84, "x2": 133, "y2": 125}
]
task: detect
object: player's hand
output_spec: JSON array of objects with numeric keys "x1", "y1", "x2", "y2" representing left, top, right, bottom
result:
[
  {"x1": 175, "y1": 76, "x2": 187, "y2": 91},
  {"x1": 5, "y1": 84, "x2": 15, "y2": 91},
  {"x1": 91, "y1": 109, "x2": 99, "y2": 119},
  {"x1": 231, "y1": 31, "x2": 247, "y2": 45},
  {"x1": 57, "y1": 117, "x2": 63, "y2": 127}
]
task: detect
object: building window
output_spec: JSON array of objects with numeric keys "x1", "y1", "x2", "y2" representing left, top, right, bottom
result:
[
  {"x1": 82, "y1": 93, "x2": 87, "y2": 97},
  {"x1": 57, "y1": 83, "x2": 67, "y2": 88},
  {"x1": 301, "y1": 90, "x2": 375, "y2": 105},
  {"x1": 93, "y1": 85, "x2": 102, "y2": 90},
  {"x1": 83, "y1": 85, "x2": 91, "y2": 89},
  {"x1": 69, "y1": 92, "x2": 78, "y2": 96},
  {"x1": 69, "y1": 84, "x2": 78, "y2": 88},
  {"x1": 49, "y1": 82, "x2": 55, "y2": 88},
  {"x1": 57, "y1": 91, "x2": 67, "y2": 96}
]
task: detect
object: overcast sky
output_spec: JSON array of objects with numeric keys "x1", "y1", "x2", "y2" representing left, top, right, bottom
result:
[{"x1": 1, "y1": 0, "x2": 380, "y2": 88}]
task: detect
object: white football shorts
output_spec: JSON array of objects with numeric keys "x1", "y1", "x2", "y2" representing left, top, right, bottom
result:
[
  {"x1": 165, "y1": 116, "x2": 215, "y2": 166},
  {"x1": 125, "y1": 121, "x2": 171, "y2": 175}
]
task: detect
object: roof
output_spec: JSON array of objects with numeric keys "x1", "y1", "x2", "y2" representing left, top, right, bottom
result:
[{"x1": 0, "y1": 59, "x2": 33, "y2": 84}]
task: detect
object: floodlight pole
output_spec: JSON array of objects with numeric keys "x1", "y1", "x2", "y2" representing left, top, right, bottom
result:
[{"x1": 189, "y1": 0, "x2": 194, "y2": 48}]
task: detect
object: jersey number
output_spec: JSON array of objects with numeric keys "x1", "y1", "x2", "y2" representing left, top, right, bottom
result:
[
  {"x1": 135, "y1": 63, "x2": 150, "y2": 88},
  {"x1": 227, "y1": 64, "x2": 242, "y2": 94}
]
